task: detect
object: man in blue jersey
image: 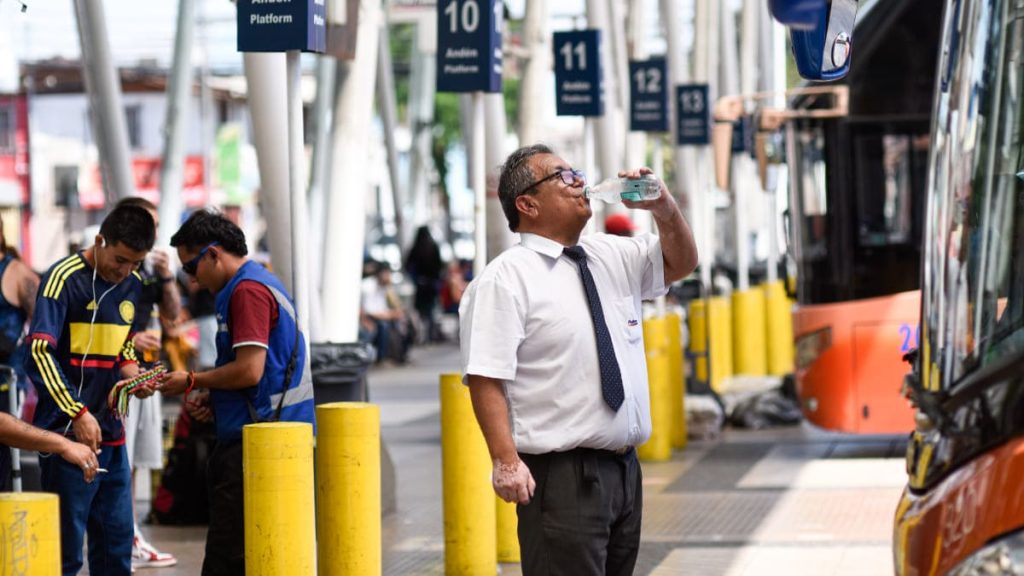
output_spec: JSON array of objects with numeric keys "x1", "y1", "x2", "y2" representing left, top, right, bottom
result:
[
  {"x1": 157, "y1": 209, "x2": 315, "y2": 576},
  {"x1": 26, "y1": 204, "x2": 156, "y2": 575}
]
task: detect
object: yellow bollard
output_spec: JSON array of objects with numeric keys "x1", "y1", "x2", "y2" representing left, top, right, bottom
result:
[
  {"x1": 638, "y1": 317, "x2": 672, "y2": 462},
  {"x1": 732, "y1": 288, "x2": 768, "y2": 376},
  {"x1": 496, "y1": 496, "x2": 520, "y2": 563},
  {"x1": 440, "y1": 373, "x2": 497, "y2": 575},
  {"x1": 0, "y1": 493, "x2": 60, "y2": 575},
  {"x1": 665, "y1": 312, "x2": 687, "y2": 450},
  {"x1": 688, "y1": 300, "x2": 709, "y2": 383},
  {"x1": 708, "y1": 296, "x2": 734, "y2": 392},
  {"x1": 764, "y1": 280, "x2": 796, "y2": 376},
  {"x1": 316, "y1": 403, "x2": 381, "y2": 576},
  {"x1": 244, "y1": 422, "x2": 316, "y2": 576}
]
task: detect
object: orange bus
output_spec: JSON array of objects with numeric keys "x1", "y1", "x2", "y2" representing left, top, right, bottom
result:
[
  {"x1": 782, "y1": 0, "x2": 941, "y2": 433},
  {"x1": 890, "y1": 0, "x2": 1024, "y2": 571}
]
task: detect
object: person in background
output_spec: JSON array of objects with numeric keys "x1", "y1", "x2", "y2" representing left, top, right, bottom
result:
[
  {"x1": 360, "y1": 262, "x2": 411, "y2": 363},
  {"x1": 113, "y1": 197, "x2": 180, "y2": 569},
  {"x1": 0, "y1": 218, "x2": 40, "y2": 491},
  {"x1": 404, "y1": 226, "x2": 444, "y2": 342},
  {"x1": 156, "y1": 209, "x2": 316, "y2": 576},
  {"x1": 26, "y1": 205, "x2": 157, "y2": 575},
  {"x1": 605, "y1": 212, "x2": 638, "y2": 237},
  {"x1": 460, "y1": 144, "x2": 698, "y2": 575}
]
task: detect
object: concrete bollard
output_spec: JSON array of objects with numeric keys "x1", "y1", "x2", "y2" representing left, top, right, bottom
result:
[
  {"x1": 709, "y1": 296, "x2": 734, "y2": 392},
  {"x1": 440, "y1": 373, "x2": 497, "y2": 575},
  {"x1": 732, "y1": 288, "x2": 768, "y2": 376},
  {"x1": 638, "y1": 317, "x2": 672, "y2": 462},
  {"x1": 665, "y1": 312, "x2": 687, "y2": 450},
  {"x1": 764, "y1": 280, "x2": 795, "y2": 376},
  {"x1": 0, "y1": 493, "x2": 60, "y2": 575},
  {"x1": 496, "y1": 496, "x2": 520, "y2": 563},
  {"x1": 243, "y1": 422, "x2": 316, "y2": 576},
  {"x1": 316, "y1": 402, "x2": 381, "y2": 575}
]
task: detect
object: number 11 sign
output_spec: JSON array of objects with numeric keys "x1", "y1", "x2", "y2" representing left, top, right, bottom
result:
[{"x1": 553, "y1": 30, "x2": 603, "y2": 117}]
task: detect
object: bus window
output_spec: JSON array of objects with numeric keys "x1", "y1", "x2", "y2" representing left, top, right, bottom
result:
[
  {"x1": 856, "y1": 135, "x2": 924, "y2": 246},
  {"x1": 795, "y1": 126, "x2": 829, "y2": 261},
  {"x1": 927, "y1": 0, "x2": 1024, "y2": 387}
]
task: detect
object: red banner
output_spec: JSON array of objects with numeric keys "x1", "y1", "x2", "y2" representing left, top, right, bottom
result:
[{"x1": 78, "y1": 156, "x2": 208, "y2": 210}]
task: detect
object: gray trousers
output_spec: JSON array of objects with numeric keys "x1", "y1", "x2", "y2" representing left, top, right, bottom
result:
[{"x1": 517, "y1": 448, "x2": 643, "y2": 576}]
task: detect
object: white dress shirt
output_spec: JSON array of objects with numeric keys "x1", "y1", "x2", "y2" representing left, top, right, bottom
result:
[{"x1": 459, "y1": 231, "x2": 667, "y2": 454}]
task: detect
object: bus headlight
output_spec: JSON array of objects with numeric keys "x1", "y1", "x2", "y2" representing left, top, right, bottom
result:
[
  {"x1": 795, "y1": 326, "x2": 832, "y2": 370},
  {"x1": 948, "y1": 530, "x2": 1024, "y2": 575}
]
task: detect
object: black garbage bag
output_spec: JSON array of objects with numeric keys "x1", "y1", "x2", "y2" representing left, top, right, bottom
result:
[
  {"x1": 310, "y1": 342, "x2": 376, "y2": 404},
  {"x1": 728, "y1": 390, "x2": 803, "y2": 430}
]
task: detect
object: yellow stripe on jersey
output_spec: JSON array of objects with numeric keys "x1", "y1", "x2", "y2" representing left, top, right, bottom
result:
[
  {"x1": 44, "y1": 260, "x2": 85, "y2": 299},
  {"x1": 31, "y1": 339, "x2": 81, "y2": 417},
  {"x1": 121, "y1": 337, "x2": 138, "y2": 363},
  {"x1": 69, "y1": 322, "x2": 131, "y2": 358},
  {"x1": 42, "y1": 255, "x2": 79, "y2": 297},
  {"x1": 132, "y1": 271, "x2": 143, "y2": 282}
]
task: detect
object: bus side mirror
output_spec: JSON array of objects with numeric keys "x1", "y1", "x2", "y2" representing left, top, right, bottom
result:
[{"x1": 771, "y1": 0, "x2": 858, "y2": 81}]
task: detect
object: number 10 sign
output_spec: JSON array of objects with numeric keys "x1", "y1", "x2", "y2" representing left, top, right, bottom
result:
[
  {"x1": 553, "y1": 30, "x2": 603, "y2": 117},
  {"x1": 436, "y1": 0, "x2": 503, "y2": 93}
]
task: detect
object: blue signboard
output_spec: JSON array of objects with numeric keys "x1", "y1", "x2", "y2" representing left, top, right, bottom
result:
[
  {"x1": 237, "y1": 0, "x2": 326, "y2": 53},
  {"x1": 676, "y1": 84, "x2": 710, "y2": 145},
  {"x1": 436, "y1": 0, "x2": 503, "y2": 93},
  {"x1": 553, "y1": 30, "x2": 603, "y2": 117},
  {"x1": 628, "y1": 59, "x2": 668, "y2": 132}
]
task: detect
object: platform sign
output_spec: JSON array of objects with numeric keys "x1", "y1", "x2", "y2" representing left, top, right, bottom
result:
[
  {"x1": 436, "y1": 0, "x2": 503, "y2": 93},
  {"x1": 628, "y1": 59, "x2": 668, "y2": 132},
  {"x1": 676, "y1": 84, "x2": 710, "y2": 145},
  {"x1": 237, "y1": 0, "x2": 327, "y2": 53},
  {"x1": 553, "y1": 30, "x2": 603, "y2": 117}
]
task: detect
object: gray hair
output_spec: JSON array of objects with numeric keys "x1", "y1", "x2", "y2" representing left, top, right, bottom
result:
[{"x1": 497, "y1": 144, "x2": 553, "y2": 232}]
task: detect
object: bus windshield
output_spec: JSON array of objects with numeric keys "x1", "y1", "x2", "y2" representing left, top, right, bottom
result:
[{"x1": 923, "y1": 0, "x2": 1024, "y2": 392}]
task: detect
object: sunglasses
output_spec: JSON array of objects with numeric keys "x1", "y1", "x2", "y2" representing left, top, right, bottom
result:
[
  {"x1": 183, "y1": 242, "x2": 218, "y2": 276},
  {"x1": 513, "y1": 168, "x2": 586, "y2": 197}
]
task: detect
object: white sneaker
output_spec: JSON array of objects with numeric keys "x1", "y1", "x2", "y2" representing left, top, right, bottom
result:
[{"x1": 131, "y1": 535, "x2": 178, "y2": 569}]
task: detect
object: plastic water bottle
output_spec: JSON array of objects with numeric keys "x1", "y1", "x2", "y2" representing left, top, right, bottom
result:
[{"x1": 584, "y1": 175, "x2": 662, "y2": 203}]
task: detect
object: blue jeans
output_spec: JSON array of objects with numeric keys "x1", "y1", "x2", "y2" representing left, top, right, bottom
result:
[{"x1": 40, "y1": 442, "x2": 133, "y2": 576}]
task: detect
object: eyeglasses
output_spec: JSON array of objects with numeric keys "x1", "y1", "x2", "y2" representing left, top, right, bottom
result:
[
  {"x1": 182, "y1": 242, "x2": 218, "y2": 276},
  {"x1": 512, "y1": 168, "x2": 586, "y2": 198}
]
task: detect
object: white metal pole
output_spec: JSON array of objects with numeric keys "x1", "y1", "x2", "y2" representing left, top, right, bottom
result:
[
  {"x1": 286, "y1": 50, "x2": 310, "y2": 343},
  {"x1": 74, "y1": 0, "x2": 135, "y2": 201},
  {"x1": 243, "y1": 53, "x2": 293, "y2": 290},
  {"x1": 624, "y1": 0, "x2": 650, "y2": 234},
  {"x1": 484, "y1": 92, "x2": 514, "y2": 259},
  {"x1": 660, "y1": 0, "x2": 695, "y2": 211},
  {"x1": 472, "y1": 92, "x2": 487, "y2": 276},
  {"x1": 378, "y1": 19, "x2": 406, "y2": 249},
  {"x1": 158, "y1": 0, "x2": 194, "y2": 247},
  {"x1": 322, "y1": 0, "x2": 383, "y2": 343},
  {"x1": 517, "y1": 0, "x2": 549, "y2": 147},
  {"x1": 586, "y1": 0, "x2": 622, "y2": 183}
]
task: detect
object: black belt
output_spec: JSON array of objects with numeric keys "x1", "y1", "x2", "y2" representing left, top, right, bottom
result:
[{"x1": 525, "y1": 446, "x2": 635, "y2": 459}]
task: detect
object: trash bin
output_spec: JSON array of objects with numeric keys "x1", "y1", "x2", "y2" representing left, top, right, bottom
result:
[{"x1": 310, "y1": 342, "x2": 376, "y2": 404}]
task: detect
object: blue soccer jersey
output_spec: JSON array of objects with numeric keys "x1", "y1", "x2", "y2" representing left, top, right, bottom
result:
[{"x1": 26, "y1": 253, "x2": 142, "y2": 443}]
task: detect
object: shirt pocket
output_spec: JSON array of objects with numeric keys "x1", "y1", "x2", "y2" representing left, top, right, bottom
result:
[{"x1": 612, "y1": 296, "x2": 643, "y2": 346}]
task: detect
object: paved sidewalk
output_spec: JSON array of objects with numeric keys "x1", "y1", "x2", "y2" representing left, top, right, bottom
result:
[{"x1": 134, "y1": 340, "x2": 904, "y2": 575}]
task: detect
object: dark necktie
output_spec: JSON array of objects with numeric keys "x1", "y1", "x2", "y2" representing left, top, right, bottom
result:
[{"x1": 563, "y1": 245, "x2": 625, "y2": 411}]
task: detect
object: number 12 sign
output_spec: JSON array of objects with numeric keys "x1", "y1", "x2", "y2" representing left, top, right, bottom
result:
[
  {"x1": 553, "y1": 30, "x2": 603, "y2": 117},
  {"x1": 436, "y1": 0, "x2": 503, "y2": 93}
]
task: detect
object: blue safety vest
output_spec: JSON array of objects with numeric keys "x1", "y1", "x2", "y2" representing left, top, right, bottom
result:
[{"x1": 212, "y1": 261, "x2": 315, "y2": 440}]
